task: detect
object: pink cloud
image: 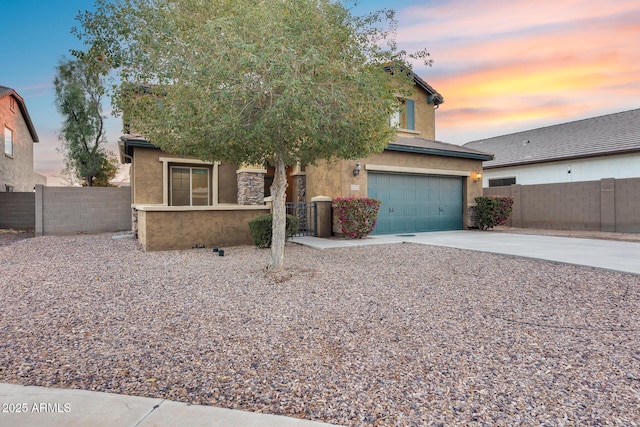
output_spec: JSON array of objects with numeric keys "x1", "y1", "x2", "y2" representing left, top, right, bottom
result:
[{"x1": 393, "y1": 0, "x2": 640, "y2": 143}]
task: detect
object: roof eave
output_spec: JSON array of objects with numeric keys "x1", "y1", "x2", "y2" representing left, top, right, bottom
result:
[
  {"x1": 119, "y1": 136, "x2": 157, "y2": 163},
  {"x1": 386, "y1": 143, "x2": 494, "y2": 161},
  {"x1": 1, "y1": 89, "x2": 39, "y2": 142},
  {"x1": 483, "y1": 148, "x2": 640, "y2": 169},
  {"x1": 382, "y1": 65, "x2": 444, "y2": 105}
]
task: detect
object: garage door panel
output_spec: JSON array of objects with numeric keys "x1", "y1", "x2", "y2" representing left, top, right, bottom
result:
[{"x1": 368, "y1": 172, "x2": 463, "y2": 234}]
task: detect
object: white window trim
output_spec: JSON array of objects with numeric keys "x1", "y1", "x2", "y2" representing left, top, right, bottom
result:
[
  {"x1": 390, "y1": 110, "x2": 401, "y2": 129},
  {"x1": 4, "y1": 126, "x2": 13, "y2": 157},
  {"x1": 159, "y1": 157, "x2": 218, "y2": 206},
  {"x1": 389, "y1": 98, "x2": 416, "y2": 131}
]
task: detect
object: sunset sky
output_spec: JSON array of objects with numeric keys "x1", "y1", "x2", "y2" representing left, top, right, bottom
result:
[{"x1": 3, "y1": 0, "x2": 639, "y2": 185}]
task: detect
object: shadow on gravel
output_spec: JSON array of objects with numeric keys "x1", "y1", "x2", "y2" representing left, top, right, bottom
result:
[{"x1": 0, "y1": 230, "x2": 35, "y2": 247}]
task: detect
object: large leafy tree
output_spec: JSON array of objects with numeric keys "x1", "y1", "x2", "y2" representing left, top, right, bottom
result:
[
  {"x1": 54, "y1": 56, "x2": 116, "y2": 187},
  {"x1": 75, "y1": 0, "x2": 428, "y2": 270}
]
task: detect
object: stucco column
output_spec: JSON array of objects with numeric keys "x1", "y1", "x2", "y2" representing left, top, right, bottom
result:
[
  {"x1": 236, "y1": 164, "x2": 266, "y2": 206},
  {"x1": 311, "y1": 195, "x2": 332, "y2": 238}
]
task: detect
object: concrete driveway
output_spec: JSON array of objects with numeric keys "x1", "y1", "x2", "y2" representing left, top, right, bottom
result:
[{"x1": 292, "y1": 230, "x2": 640, "y2": 275}]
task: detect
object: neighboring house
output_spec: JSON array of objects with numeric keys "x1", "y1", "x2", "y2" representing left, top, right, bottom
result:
[
  {"x1": 120, "y1": 74, "x2": 492, "y2": 250},
  {"x1": 464, "y1": 108, "x2": 640, "y2": 187},
  {"x1": 0, "y1": 86, "x2": 44, "y2": 192}
]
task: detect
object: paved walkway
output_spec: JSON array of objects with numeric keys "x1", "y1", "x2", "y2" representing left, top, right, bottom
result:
[
  {"x1": 0, "y1": 383, "x2": 336, "y2": 427},
  {"x1": 292, "y1": 230, "x2": 640, "y2": 275}
]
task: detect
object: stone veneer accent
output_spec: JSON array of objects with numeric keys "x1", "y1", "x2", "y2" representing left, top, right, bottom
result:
[
  {"x1": 294, "y1": 175, "x2": 306, "y2": 202},
  {"x1": 466, "y1": 205, "x2": 478, "y2": 229},
  {"x1": 132, "y1": 208, "x2": 139, "y2": 236},
  {"x1": 237, "y1": 171, "x2": 265, "y2": 205}
]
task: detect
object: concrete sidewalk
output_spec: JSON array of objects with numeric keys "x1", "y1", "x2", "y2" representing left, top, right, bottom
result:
[
  {"x1": 292, "y1": 230, "x2": 640, "y2": 275},
  {"x1": 0, "y1": 383, "x2": 336, "y2": 427}
]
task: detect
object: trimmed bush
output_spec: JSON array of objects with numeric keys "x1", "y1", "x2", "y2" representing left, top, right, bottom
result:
[
  {"x1": 333, "y1": 197, "x2": 381, "y2": 239},
  {"x1": 475, "y1": 196, "x2": 514, "y2": 230},
  {"x1": 248, "y1": 213, "x2": 299, "y2": 248}
]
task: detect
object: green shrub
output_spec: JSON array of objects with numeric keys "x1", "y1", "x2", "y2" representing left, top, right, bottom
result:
[
  {"x1": 333, "y1": 197, "x2": 381, "y2": 239},
  {"x1": 248, "y1": 214, "x2": 299, "y2": 248},
  {"x1": 475, "y1": 196, "x2": 514, "y2": 230}
]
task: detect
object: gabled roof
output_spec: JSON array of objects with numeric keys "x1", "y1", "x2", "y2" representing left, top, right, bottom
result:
[
  {"x1": 0, "y1": 86, "x2": 39, "y2": 142},
  {"x1": 463, "y1": 108, "x2": 640, "y2": 169},
  {"x1": 412, "y1": 74, "x2": 444, "y2": 106},
  {"x1": 383, "y1": 66, "x2": 444, "y2": 106},
  {"x1": 389, "y1": 136, "x2": 493, "y2": 161}
]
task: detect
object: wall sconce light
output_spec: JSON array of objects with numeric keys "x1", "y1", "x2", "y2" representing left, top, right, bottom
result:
[
  {"x1": 353, "y1": 161, "x2": 361, "y2": 177},
  {"x1": 473, "y1": 172, "x2": 482, "y2": 182}
]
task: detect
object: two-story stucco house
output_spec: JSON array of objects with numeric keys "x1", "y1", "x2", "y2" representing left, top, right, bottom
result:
[
  {"x1": 0, "y1": 86, "x2": 46, "y2": 192},
  {"x1": 119, "y1": 74, "x2": 492, "y2": 250}
]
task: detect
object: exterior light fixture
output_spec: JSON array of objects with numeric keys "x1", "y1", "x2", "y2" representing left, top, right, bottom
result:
[
  {"x1": 474, "y1": 172, "x2": 482, "y2": 182},
  {"x1": 353, "y1": 161, "x2": 361, "y2": 177}
]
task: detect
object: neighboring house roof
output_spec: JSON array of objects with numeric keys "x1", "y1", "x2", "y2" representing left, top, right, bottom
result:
[
  {"x1": 390, "y1": 136, "x2": 493, "y2": 161},
  {"x1": 0, "y1": 86, "x2": 39, "y2": 142},
  {"x1": 464, "y1": 108, "x2": 640, "y2": 169}
]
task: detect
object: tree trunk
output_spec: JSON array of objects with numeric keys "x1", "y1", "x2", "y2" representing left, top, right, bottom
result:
[
  {"x1": 268, "y1": 152, "x2": 288, "y2": 271},
  {"x1": 86, "y1": 174, "x2": 94, "y2": 187}
]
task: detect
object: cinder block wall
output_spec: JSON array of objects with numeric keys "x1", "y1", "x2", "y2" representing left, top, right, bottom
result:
[
  {"x1": 615, "y1": 177, "x2": 640, "y2": 233},
  {"x1": 484, "y1": 178, "x2": 640, "y2": 232},
  {"x1": 36, "y1": 186, "x2": 131, "y2": 235},
  {"x1": 0, "y1": 192, "x2": 35, "y2": 229}
]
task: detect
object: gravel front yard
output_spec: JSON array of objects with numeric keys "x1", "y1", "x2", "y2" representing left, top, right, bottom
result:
[{"x1": 1, "y1": 233, "x2": 639, "y2": 426}]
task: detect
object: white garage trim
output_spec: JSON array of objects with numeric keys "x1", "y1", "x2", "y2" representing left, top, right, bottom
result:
[{"x1": 365, "y1": 164, "x2": 471, "y2": 177}]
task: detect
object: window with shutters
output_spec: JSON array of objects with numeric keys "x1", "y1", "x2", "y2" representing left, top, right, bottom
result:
[{"x1": 390, "y1": 99, "x2": 415, "y2": 131}]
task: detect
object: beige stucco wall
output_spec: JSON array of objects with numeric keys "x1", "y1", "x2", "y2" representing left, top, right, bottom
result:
[
  {"x1": 131, "y1": 146, "x2": 239, "y2": 205},
  {"x1": 306, "y1": 150, "x2": 484, "y2": 229},
  {"x1": 398, "y1": 86, "x2": 437, "y2": 139},
  {"x1": 0, "y1": 95, "x2": 38, "y2": 192},
  {"x1": 137, "y1": 206, "x2": 269, "y2": 251},
  {"x1": 132, "y1": 147, "x2": 165, "y2": 204},
  {"x1": 218, "y1": 163, "x2": 238, "y2": 204}
]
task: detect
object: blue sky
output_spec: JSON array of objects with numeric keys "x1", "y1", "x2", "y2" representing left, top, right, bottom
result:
[{"x1": 3, "y1": 0, "x2": 640, "y2": 185}]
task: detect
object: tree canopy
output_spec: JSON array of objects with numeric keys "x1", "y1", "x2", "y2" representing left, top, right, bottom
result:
[
  {"x1": 74, "y1": 0, "x2": 430, "y2": 269},
  {"x1": 54, "y1": 56, "x2": 117, "y2": 186}
]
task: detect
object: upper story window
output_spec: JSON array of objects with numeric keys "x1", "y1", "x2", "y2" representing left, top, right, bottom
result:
[
  {"x1": 170, "y1": 166, "x2": 210, "y2": 206},
  {"x1": 9, "y1": 97, "x2": 16, "y2": 113},
  {"x1": 4, "y1": 127, "x2": 13, "y2": 157},
  {"x1": 390, "y1": 99, "x2": 415, "y2": 131}
]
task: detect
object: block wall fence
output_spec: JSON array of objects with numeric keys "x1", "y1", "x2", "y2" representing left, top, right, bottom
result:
[
  {"x1": 484, "y1": 177, "x2": 640, "y2": 233},
  {"x1": 35, "y1": 185, "x2": 132, "y2": 236},
  {"x1": 0, "y1": 192, "x2": 35, "y2": 229}
]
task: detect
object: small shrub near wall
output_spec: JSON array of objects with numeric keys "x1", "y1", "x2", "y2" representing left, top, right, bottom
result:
[
  {"x1": 333, "y1": 197, "x2": 381, "y2": 239},
  {"x1": 475, "y1": 196, "x2": 514, "y2": 230},
  {"x1": 248, "y1": 214, "x2": 299, "y2": 248}
]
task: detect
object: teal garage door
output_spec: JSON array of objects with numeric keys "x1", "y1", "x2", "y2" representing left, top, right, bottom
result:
[{"x1": 368, "y1": 173, "x2": 463, "y2": 234}]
